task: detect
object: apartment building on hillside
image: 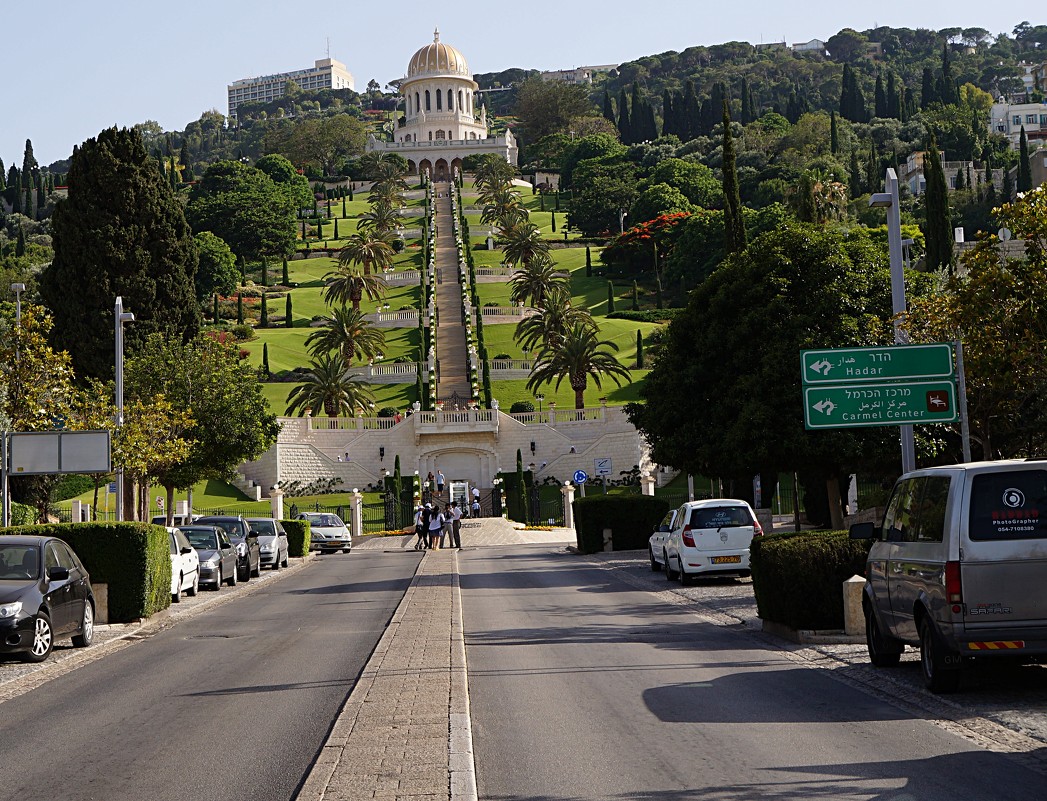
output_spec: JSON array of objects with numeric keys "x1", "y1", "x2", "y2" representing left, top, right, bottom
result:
[{"x1": 227, "y1": 58, "x2": 355, "y2": 119}]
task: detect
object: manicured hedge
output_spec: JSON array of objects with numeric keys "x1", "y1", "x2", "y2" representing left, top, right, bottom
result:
[
  {"x1": 750, "y1": 530, "x2": 872, "y2": 631},
  {"x1": 0, "y1": 522, "x2": 170, "y2": 622},
  {"x1": 573, "y1": 495, "x2": 669, "y2": 554},
  {"x1": 282, "y1": 519, "x2": 311, "y2": 557},
  {"x1": 606, "y1": 309, "x2": 681, "y2": 323}
]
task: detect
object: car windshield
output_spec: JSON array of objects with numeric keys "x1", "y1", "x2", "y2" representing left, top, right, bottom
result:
[
  {"x1": 181, "y1": 529, "x2": 219, "y2": 550},
  {"x1": 248, "y1": 520, "x2": 276, "y2": 536},
  {"x1": 305, "y1": 514, "x2": 343, "y2": 528},
  {"x1": 0, "y1": 544, "x2": 40, "y2": 580},
  {"x1": 689, "y1": 506, "x2": 752, "y2": 528},
  {"x1": 198, "y1": 519, "x2": 240, "y2": 538},
  {"x1": 969, "y1": 469, "x2": 1047, "y2": 541}
]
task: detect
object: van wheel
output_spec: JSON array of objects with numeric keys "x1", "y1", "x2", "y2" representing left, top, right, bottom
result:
[
  {"x1": 649, "y1": 548, "x2": 661, "y2": 572},
  {"x1": 920, "y1": 617, "x2": 962, "y2": 693},
  {"x1": 865, "y1": 608, "x2": 902, "y2": 667}
]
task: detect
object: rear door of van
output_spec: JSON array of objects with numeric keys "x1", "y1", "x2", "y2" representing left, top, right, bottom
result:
[{"x1": 961, "y1": 465, "x2": 1047, "y2": 634}]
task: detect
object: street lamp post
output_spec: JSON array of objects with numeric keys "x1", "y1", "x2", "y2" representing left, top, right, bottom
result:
[
  {"x1": 114, "y1": 296, "x2": 135, "y2": 521},
  {"x1": 536, "y1": 393, "x2": 544, "y2": 420},
  {"x1": 870, "y1": 168, "x2": 916, "y2": 474},
  {"x1": 618, "y1": 209, "x2": 628, "y2": 234}
]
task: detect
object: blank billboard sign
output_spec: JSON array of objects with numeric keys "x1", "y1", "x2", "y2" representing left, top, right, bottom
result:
[{"x1": 10, "y1": 431, "x2": 112, "y2": 475}]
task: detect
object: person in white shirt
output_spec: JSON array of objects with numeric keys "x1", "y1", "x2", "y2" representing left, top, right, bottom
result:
[
  {"x1": 428, "y1": 503, "x2": 445, "y2": 549},
  {"x1": 413, "y1": 505, "x2": 427, "y2": 551},
  {"x1": 449, "y1": 501, "x2": 463, "y2": 549}
]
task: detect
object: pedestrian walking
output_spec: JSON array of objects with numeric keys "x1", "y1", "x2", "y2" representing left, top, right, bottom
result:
[
  {"x1": 414, "y1": 505, "x2": 428, "y2": 550},
  {"x1": 449, "y1": 501, "x2": 463, "y2": 549},
  {"x1": 428, "y1": 503, "x2": 444, "y2": 549},
  {"x1": 436, "y1": 469, "x2": 446, "y2": 496},
  {"x1": 471, "y1": 486, "x2": 481, "y2": 518}
]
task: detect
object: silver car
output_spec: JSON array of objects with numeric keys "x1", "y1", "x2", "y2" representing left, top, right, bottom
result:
[
  {"x1": 851, "y1": 459, "x2": 1047, "y2": 693},
  {"x1": 180, "y1": 526, "x2": 238, "y2": 589},
  {"x1": 300, "y1": 513, "x2": 352, "y2": 554},
  {"x1": 247, "y1": 518, "x2": 289, "y2": 570}
]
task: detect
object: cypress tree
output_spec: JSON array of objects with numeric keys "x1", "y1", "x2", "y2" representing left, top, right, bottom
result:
[
  {"x1": 617, "y1": 86, "x2": 632, "y2": 144},
  {"x1": 886, "y1": 72, "x2": 900, "y2": 119},
  {"x1": 551, "y1": 211, "x2": 556, "y2": 232},
  {"x1": 169, "y1": 156, "x2": 179, "y2": 189},
  {"x1": 607, "y1": 281, "x2": 615, "y2": 312},
  {"x1": 36, "y1": 179, "x2": 46, "y2": 218},
  {"x1": 865, "y1": 140, "x2": 879, "y2": 191},
  {"x1": 585, "y1": 246, "x2": 592, "y2": 277},
  {"x1": 955, "y1": 163, "x2": 966, "y2": 191},
  {"x1": 874, "y1": 74, "x2": 886, "y2": 118},
  {"x1": 40, "y1": 126, "x2": 199, "y2": 379},
  {"x1": 921, "y1": 67, "x2": 936, "y2": 109},
  {"x1": 301, "y1": 218, "x2": 306, "y2": 240},
  {"x1": 830, "y1": 112, "x2": 839, "y2": 155},
  {"x1": 21, "y1": 138, "x2": 38, "y2": 178},
  {"x1": 179, "y1": 141, "x2": 192, "y2": 182},
  {"x1": 285, "y1": 293, "x2": 293, "y2": 327},
  {"x1": 260, "y1": 293, "x2": 268, "y2": 327},
  {"x1": 603, "y1": 90, "x2": 616, "y2": 125},
  {"x1": 839, "y1": 65, "x2": 852, "y2": 120},
  {"x1": 739, "y1": 77, "x2": 755, "y2": 125},
  {"x1": 632, "y1": 281, "x2": 640, "y2": 311},
  {"x1": 342, "y1": 196, "x2": 346, "y2": 216},
  {"x1": 15, "y1": 225, "x2": 26, "y2": 257},
  {"x1": 515, "y1": 448, "x2": 528, "y2": 524},
  {"x1": 630, "y1": 82, "x2": 644, "y2": 139},
  {"x1": 11, "y1": 176, "x2": 21, "y2": 214},
  {"x1": 236, "y1": 292, "x2": 244, "y2": 324},
  {"x1": 348, "y1": 185, "x2": 354, "y2": 201},
  {"x1": 1018, "y1": 127, "x2": 1033, "y2": 192},
  {"x1": 334, "y1": 218, "x2": 340, "y2": 239},
  {"x1": 0, "y1": 158, "x2": 6, "y2": 191},
  {"x1": 1002, "y1": 167, "x2": 1014, "y2": 202},
  {"x1": 282, "y1": 258, "x2": 290, "y2": 285},
  {"x1": 938, "y1": 44, "x2": 956, "y2": 106},
  {"x1": 262, "y1": 342, "x2": 270, "y2": 377},
  {"x1": 721, "y1": 100, "x2": 746, "y2": 255},
  {"x1": 681, "y1": 81, "x2": 700, "y2": 142},
  {"x1": 23, "y1": 186, "x2": 33, "y2": 218},
  {"x1": 661, "y1": 89, "x2": 675, "y2": 137},
  {"x1": 213, "y1": 293, "x2": 219, "y2": 322},
  {"x1": 923, "y1": 137, "x2": 952, "y2": 272},
  {"x1": 636, "y1": 330, "x2": 644, "y2": 369}
]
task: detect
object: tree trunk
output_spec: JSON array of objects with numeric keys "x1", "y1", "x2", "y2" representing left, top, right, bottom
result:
[
  {"x1": 826, "y1": 475, "x2": 845, "y2": 531},
  {"x1": 574, "y1": 388, "x2": 585, "y2": 409},
  {"x1": 165, "y1": 485, "x2": 176, "y2": 525}
]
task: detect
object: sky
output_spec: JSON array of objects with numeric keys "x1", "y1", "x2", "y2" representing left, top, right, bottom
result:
[{"x1": 1, "y1": 1, "x2": 1027, "y2": 168}]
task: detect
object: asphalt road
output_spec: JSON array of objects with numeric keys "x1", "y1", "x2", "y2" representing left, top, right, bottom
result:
[
  {"x1": 460, "y1": 546, "x2": 1047, "y2": 801},
  {"x1": 0, "y1": 548, "x2": 421, "y2": 801}
]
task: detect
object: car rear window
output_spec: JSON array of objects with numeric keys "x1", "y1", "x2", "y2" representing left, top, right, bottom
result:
[
  {"x1": 249, "y1": 520, "x2": 276, "y2": 535},
  {"x1": 969, "y1": 469, "x2": 1047, "y2": 541},
  {"x1": 689, "y1": 506, "x2": 753, "y2": 529}
]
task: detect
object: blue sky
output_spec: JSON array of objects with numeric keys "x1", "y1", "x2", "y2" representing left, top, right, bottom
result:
[{"x1": 1, "y1": 1, "x2": 1024, "y2": 167}]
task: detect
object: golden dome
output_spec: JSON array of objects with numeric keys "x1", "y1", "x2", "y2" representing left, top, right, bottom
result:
[{"x1": 406, "y1": 28, "x2": 470, "y2": 79}]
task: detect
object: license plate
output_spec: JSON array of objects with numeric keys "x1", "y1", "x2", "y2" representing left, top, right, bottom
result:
[{"x1": 711, "y1": 555, "x2": 741, "y2": 564}]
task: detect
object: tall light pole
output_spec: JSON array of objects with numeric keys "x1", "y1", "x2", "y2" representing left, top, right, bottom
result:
[
  {"x1": 870, "y1": 168, "x2": 916, "y2": 474},
  {"x1": 114, "y1": 297, "x2": 135, "y2": 521}
]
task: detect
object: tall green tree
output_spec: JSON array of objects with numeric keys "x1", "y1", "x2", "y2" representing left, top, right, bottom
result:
[
  {"x1": 617, "y1": 86, "x2": 632, "y2": 144},
  {"x1": 305, "y1": 306, "x2": 386, "y2": 365},
  {"x1": 286, "y1": 352, "x2": 375, "y2": 417},
  {"x1": 41, "y1": 127, "x2": 200, "y2": 380},
  {"x1": 527, "y1": 322, "x2": 632, "y2": 409},
  {"x1": 285, "y1": 293, "x2": 294, "y2": 327},
  {"x1": 923, "y1": 137, "x2": 952, "y2": 272},
  {"x1": 1018, "y1": 127, "x2": 1033, "y2": 192},
  {"x1": 193, "y1": 231, "x2": 239, "y2": 302},
  {"x1": 721, "y1": 101, "x2": 746, "y2": 255}
]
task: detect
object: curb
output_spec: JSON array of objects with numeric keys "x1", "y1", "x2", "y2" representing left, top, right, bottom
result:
[{"x1": 450, "y1": 552, "x2": 478, "y2": 801}]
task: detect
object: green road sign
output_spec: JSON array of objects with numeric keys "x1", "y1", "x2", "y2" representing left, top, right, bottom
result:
[
  {"x1": 801, "y1": 343, "x2": 954, "y2": 385},
  {"x1": 804, "y1": 380, "x2": 959, "y2": 430}
]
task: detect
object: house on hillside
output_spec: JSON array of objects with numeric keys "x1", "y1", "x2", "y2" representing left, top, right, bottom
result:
[
  {"x1": 898, "y1": 151, "x2": 988, "y2": 195},
  {"x1": 792, "y1": 39, "x2": 827, "y2": 55}
]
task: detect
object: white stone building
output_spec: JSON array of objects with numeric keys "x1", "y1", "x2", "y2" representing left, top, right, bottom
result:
[
  {"x1": 989, "y1": 100, "x2": 1047, "y2": 148},
  {"x1": 227, "y1": 58, "x2": 354, "y2": 119},
  {"x1": 366, "y1": 29, "x2": 517, "y2": 178}
]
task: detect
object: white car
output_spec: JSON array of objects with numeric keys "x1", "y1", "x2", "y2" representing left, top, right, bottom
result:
[
  {"x1": 654, "y1": 499, "x2": 762, "y2": 584},
  {"x1": 300, "y1": 513, "x2": 352, "y2": 554},
  {"x1": 168, "y1": 527, "x2": 200, "y2": 603},
  {"x1": 247, "y1": 518, "x2": 290, "y2": 569}
]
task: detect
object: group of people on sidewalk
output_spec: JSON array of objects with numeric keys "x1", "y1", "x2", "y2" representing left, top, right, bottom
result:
[{"x1": 413, "y1": 500, "x2": 462, "y2": 550}]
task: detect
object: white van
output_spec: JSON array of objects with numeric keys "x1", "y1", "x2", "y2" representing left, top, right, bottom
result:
[{"x1": 851, "y1": 459, "x2": 1047, "y2": 693}]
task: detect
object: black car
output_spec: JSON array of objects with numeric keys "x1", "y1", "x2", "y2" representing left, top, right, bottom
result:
[
  {"x1": 0, "y1": 536, "x2": 95, "y2": 663},
  {"x1": 193, "y1": 516, "x2": 261, "y2": 582}
]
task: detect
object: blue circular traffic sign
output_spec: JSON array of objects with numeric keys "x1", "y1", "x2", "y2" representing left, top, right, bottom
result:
[{"x1": 573, "y1": 470, "x2": 588, "y2": 484}]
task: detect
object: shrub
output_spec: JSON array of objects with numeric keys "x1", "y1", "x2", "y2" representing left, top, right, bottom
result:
[
  {"x1": 509, "y1": 400, "x2": 535, "y2": 414},
  {"x1": 282, "y1": 518, "x2": 311, "y2": 557},
  {"x1": 606, "y1": 309, "x2": 681, "y2": 322},
  {"x1": 231, "y1": 323, "x2": 253, "y2": 341},
  {"x1": 11, "y1": 503, "x2": 36, "y2": 526},
  {"x1": 493, "y1": 353, "x2": 512, "y2": 360},
  {"x1": 377, "y1": 406, "x2": 398, "y2": 417},
  {"x1": 749, "y1": 530, "x2": 872, "y2": 631},
  {"x1": 0, "y1": 522, "x2": 170, "y2": 622},
  {"x1": 572, "y1": 495, "x2": 669, "y2": 554}
]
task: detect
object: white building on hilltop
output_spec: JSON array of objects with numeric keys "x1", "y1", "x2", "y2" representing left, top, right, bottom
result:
[
  {"x1": 227, "y1": 58, "x2": 354, "y2": 119},
  {"x1": 366, "y1": 29, "x2": 517, "y2": 179}
]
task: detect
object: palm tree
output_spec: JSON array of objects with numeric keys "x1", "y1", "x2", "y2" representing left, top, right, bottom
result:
[
  {"x1": 508, "y1": 255, "x2": 569, "y2": 310},
  {"x1": 473, "y1": 154, "x2": 516, "y2": 196},
  {"x1": 500, "y1": 221, "x2": 550, "y2": 269},
  {"x1": 368, "y1": 179, "x2": 408, "y2": 211},
  {"x1": 323, "y1": 261, "x2": 387, "y2": 311},
  {"x1": 306, "y1": 306, "x2": 386, "y2": 365},
  {"x1": 527, "y1": 323, "x2": 632, "y2": 409},
  {"x1": 514, "y1": 288, "x2": 595, "y2": 353},
  {"x1": 358, "y1": 203, "x2": 402, "y2": 234},
  {"x1": 481, "y1": 187, "x2": 528, "y2": 230},
  {"x1": 286, "y1": 352, "x2": 376, "y2": 418},
  {"x1": 339, "y1": 231, "x2": 394, "y2": 275}
]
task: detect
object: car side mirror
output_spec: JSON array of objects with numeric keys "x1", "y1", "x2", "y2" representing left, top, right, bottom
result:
[
  {"x1": 48, "y1": 566, "x2": 70, "y2": 581},
  {"x1": 657, "y1": 524, "x2": 670, "y2": 533},
  {"x1": 181, "y1": 546, "x2": 194, "y2": 555},
  {"x1": 849, "y1": 522, "x2": 876, "y2": 540}
]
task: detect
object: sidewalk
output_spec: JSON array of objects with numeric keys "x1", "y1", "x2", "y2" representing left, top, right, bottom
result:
[{"x1": 297, "y1": 550, "x2": 475, "y2": 801}]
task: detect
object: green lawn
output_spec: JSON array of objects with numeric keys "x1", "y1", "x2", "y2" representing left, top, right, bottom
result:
[
  {"x1": 261, "y1": 381, "x2": 418, "y2": 416},
  {"x1": 489, "y1": 374, "x2": 650, "y2": 409}
]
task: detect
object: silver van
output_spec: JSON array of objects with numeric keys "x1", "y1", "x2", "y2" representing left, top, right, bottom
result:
[{"x1": 851, "y1": 459, "x2": 1047, "y2": 693}]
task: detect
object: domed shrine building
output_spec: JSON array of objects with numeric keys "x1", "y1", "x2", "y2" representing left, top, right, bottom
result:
[{"x1": 366, "y1": 29, "x2": 518, "y2": 179}]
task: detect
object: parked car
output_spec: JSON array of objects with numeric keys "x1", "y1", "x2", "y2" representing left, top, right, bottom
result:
[
  {"x1": 194, "y1": 516, "x2": 261, "y2": 581},
  {"x1": 179, "y1": 526, "x2": 238, "y2": 590},
  {"x1": 168, "y1": 527, "x2": 200, "y2": 603},
  {"x1": 246, "y1": 518, "x2": 289, "y2": 570},
  {"x1": 648, "y1": 508, "x2": 679, "y2": 572},
  {"x1": 299, "y1": 512, "x2": 352, "y2": 553},
  {"x1": 661, "y1": 499, "x2": 762, "y2": 584},
  {"x1": 0, "y1": 535, "x2": 95, "y2": 663},
  {"x1": 152, "y1": 513, "x2": 196, "y2": 527},
  {"x1": 851, "y1": 459, "x2": 1047, "y2": 693}
]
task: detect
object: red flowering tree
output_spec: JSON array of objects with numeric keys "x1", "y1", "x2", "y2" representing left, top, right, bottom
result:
[{"x1": 600, "y1": 211, "x2": 694, "y2": 275}]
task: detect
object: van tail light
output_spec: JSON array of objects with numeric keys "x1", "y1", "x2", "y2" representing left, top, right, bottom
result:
[
  {"x1": 682, "y1": 525, "x2": 696, "y2": 548},
  {"x1": 752, "y1": 519, "x2": 764, "y2": 537},
  {"x1": 945, "y1": 561, "x2": 963, "y2": 604}
]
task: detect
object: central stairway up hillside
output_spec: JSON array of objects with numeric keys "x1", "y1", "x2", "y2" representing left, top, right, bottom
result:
[{"x1": 432, "y1": 185, "x2": 472, "y2": 405}]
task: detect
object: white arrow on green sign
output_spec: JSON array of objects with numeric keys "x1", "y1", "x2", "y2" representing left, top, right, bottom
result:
[
  {"x1": 804, "y1": 380, "x2": 958, "y2": 430},
  {"x1": 801, "y1": 343, "x2": 954, "y2": 385}
]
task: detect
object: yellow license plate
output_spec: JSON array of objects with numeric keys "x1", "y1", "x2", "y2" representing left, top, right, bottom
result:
[{"x1": 711, "y1": 555, "x2": 741, "y2": 564}]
